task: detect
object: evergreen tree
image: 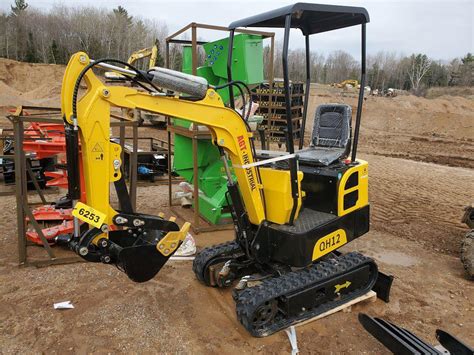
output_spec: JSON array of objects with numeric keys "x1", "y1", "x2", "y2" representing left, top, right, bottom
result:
[
  {"x1": 154, "y1": 39, "x2": 164, "y2": 68},
  {"x1": 10, "y1": 0, "x2": 28, "y2": 16},
  {"x1": 461, "y1": 53, "x2": 473, "y2": 64},
  {"x1": 48, "y1": 39, "x2": 60, "y2": 64},
  {"x1": 113, "y1": 5, "x2": 132, "y2": 23},
  {"x1": 25, "y1": 31, "x2": 37, "y2": 62}
]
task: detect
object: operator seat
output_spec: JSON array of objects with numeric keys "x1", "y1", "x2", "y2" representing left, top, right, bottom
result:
[{"x1": 297, "y1": 103, "x2": 352, "y2": 166}]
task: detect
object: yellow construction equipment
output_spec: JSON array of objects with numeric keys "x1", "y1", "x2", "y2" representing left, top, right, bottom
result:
[
  {"x1": 59, "y1": 2, "x2": 392, "y2": 338},
  {"x1": 104, "y1": 39, "x2": 159, "y2": 80},
  {"x1": 333, "y1": 79, "x2": 359, "y2": 88}
]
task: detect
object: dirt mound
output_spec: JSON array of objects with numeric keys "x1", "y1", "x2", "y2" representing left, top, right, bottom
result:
[
  {"x1": 0, "y1": 59, "x2": 473, "y2": 353},
  {"x1": 427, "y1": 86, "x2": 474, "y2": 100},
  {"x1": 304, "y1": 84, "x2": 474, "y2": 168},
  {"x1": 0, "y1": 58, "x2": 64, "y2": 108},
  {"x1": 307, "y1": 84, "x2": 474, "y2": 141}
]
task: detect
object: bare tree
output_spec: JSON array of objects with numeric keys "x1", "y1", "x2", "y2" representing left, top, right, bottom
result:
[
  {"x1": 0, "y1": 2, "x2": 471, "y2": 93},
  {"x1": 407, "y1": 53, "x2": 432, "y2": 93}
]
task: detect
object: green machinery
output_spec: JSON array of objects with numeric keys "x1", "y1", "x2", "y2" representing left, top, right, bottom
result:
[{"x1": 172, "y1": 34, "x2": 264, "y2": 224}]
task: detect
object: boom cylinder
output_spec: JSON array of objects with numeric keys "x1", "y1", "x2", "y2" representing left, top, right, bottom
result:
[
  {"x1": 92, "y1": 61, "x2": 209, "y2": 99},
  {"x1": 148, "y1": 67, "x2": 208, "y2": 99}
]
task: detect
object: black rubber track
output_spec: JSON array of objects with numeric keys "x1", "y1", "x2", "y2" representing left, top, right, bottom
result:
[
  {"x1": 192, "y1": 240, "x2": 242, "y2": 284},
  {"x1": 235, "y1": 252, "x2": 378, "y2": 337}
]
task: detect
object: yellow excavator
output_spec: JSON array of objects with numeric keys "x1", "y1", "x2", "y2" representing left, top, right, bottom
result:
[
  {"x1": 105, "y1": 39, "x2": 165, "y2": 125},
  {"x1": 59, "y1": 3, "x2": 392, "y2": 337},
  {"x1": 104, "y1": 39, "x2": 159, "y2": 81},
  {"x1": 332, "y1": 79, "x2": 359, "y2": 88}
]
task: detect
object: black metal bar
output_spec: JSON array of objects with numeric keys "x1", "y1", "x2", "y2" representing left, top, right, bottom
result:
[
  {"x1": 167, "y1": 116, "x2": 172, "y2": 207},
  {"x1": 282, "y1": 15, "x2": 299, "y2": 225},
  {"x1": 351, "y1": 23, "x2": 366, "y2": 162},
  {"x1": 227, "y1": 30, "x2": 235, "y2": 109},
  {"x1": 130, "y1": 122, "x2": 138, "y2": 210},
  {"x1": 26, "y1": 159, "x2": 47, "y2": 204},
  {"x1": 167, "y1": 39, "x2": 207, "y2": 45},
  {"x1": 64, "y1": 124, "x2": 81, "y2": 200},
  {"x1": 283, "y1": 16, "x2": 294, "y2": 153},
  {"x1": 119, "y1": 125, "x2": 125, "y2": 166},
  {"x1": 114, "y1": 177, "x2": 133, "y2": 213},
  {"x1": 14, "y1": 118, "x2": 26, "y2": 264},
  {"x1": 436, "y1": 329, "x2": 473, "y2": 355},
  {"x1": 299, "y1": 34, "x2": 311, "y2": 150},
  {"x1": 358, "y1": 313, "x2": 438, "y2": 355}
]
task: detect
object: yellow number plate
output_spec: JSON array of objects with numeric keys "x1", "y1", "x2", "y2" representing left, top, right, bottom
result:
[
  {"x1": 72, "y1": 202, "x2": 106, "y2": 229},
  {"x1": 312, "y1": 229, "x2": 347, "y2": 260}
]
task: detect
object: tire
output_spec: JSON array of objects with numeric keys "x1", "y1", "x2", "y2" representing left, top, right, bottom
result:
[{"x1": 461, "y1": 230, "x2": 474, "y2": 280}]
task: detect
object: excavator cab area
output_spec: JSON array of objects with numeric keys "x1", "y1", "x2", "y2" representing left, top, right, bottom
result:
[
  {"x1": 193, "y1": 3, "x2": 392, "y2": 337},
  {"x1": 220, "y1": 3, "x2": 371, "y2": 265}
]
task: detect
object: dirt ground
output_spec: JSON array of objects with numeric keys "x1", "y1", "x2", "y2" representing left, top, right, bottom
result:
[{"x1": 0, "y1": 58, "x2": 473, "y2": 353}]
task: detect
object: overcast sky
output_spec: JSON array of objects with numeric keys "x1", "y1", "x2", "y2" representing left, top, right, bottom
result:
[{"x1": 1, "y1": 0, "x2": 472, "y2": 60}]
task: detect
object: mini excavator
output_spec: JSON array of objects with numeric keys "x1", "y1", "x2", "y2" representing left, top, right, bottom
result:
[
  {"x1": 60, "y1": 3, "x2": 392, "y2": 337},
  {"x1": 104, "y1": 39, "x2": 159, "y2": 80}
]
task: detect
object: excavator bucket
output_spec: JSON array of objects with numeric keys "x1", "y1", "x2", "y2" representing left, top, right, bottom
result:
[
  {"x1": 108, "y1": 230, "x2": 178, "y2": 283},
  {"x1": 64, "y1": 221, "x2": 191, "y2": 283},
  {"x1": 107, "y1": 222, "x2": 190, "y2": 282},
  {"x1": 116, "y1": 245, "x2": 172, "y2": 282}
]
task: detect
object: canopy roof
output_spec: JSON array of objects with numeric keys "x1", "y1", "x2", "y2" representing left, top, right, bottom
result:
[{"x1": 228, "y1": 2, "x2": 369, "y2": 35}]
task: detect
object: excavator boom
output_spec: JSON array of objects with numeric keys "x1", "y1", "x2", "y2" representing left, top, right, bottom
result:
[
  {"x1": 62, "y1": 52, "x2": 268, "y2": 226},
  {"x1": 60, "y1": 52, "x2": 302, "y2": 281}
]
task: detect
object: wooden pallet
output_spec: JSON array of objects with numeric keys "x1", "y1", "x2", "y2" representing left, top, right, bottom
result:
[
  {"x1": 295, "y1": 290, "x2": 377, "y2": 328},
  {"x1": 285, "y1": 291, "x2": 377, "y2": 354}
]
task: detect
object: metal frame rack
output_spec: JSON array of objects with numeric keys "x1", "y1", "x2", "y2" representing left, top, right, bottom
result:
[
  {"x1": 119, "y1": 135, "x2": 182, "y2": 185},
  {"x1": 8, "y1": 106, "x2": 139, "y2": 267},
  {"x1": 251, "y1": 81, "x2": 304, "y2": 147},
  {"x1": 165, "y1": 23, "x2": 275, "y2": 233}
]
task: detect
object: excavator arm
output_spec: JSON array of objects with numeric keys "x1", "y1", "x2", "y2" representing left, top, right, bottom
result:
[
  {"x1": 60, "y1": 52, "x2": 274, "y2": 281},
  {"x1": 127, "y1": 44, "x2": 157, "y2": 67},
  {"x1": 62, "y1": 52, "x2": 266, "y2": 224}
]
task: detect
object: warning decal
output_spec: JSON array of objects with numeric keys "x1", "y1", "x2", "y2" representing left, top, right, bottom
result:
[{"x1": 91, "y1": 142, "x2": 104, "y2": 152}]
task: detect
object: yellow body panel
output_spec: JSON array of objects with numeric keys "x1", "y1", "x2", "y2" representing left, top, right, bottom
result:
[
  {"x1": 338, "y1": 160, "x2": 369, "y2": 216},
  {"x1": 258, "y1": 168, "x2": 303, "y2": 224},
  {"x1": 61, "y1": 52, "x2": 303, "y2": 229},
  {"x1": 312, "y1": 229, "x2": 348, "y2": 260}
]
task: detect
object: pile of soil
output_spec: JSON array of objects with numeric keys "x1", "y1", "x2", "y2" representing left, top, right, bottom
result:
[
  {"x1": 0, "y1": 58, "x2": 472, "y2": 353},
  {"x1": 0, "y1": 58, "x2": 64, "y2": 109}
]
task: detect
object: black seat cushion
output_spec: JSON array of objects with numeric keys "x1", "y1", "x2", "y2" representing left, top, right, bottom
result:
[
  {"x1": 298, "y1": 146, "x2": 347, "y2": 166},
  {"x1": 298, "y1": 104, "x2": 352, "y2": 166}
]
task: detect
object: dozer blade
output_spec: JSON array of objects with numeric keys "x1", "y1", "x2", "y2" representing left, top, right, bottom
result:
[{"x1": 117, "y1": 244, "x2": 177, "y2": 283}]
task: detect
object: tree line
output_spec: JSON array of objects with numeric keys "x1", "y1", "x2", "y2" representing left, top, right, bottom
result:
[
  {"x1": 1, "y1": 1, "x2": 472, "y2": 94},
  {"x1": 0, "y1": 1, "x2": 175, "y2": 68},
  {"x1": 267, "y1": 46, "x2": 473, "y2": 94}
]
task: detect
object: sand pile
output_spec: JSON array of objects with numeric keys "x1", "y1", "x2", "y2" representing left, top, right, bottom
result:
[
  {"x1": 0, "y1": 58, "x2": 64, "y2": 108},
  {"x1": 307, "y1": 84, "x2": 474, "y2": 141}
]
